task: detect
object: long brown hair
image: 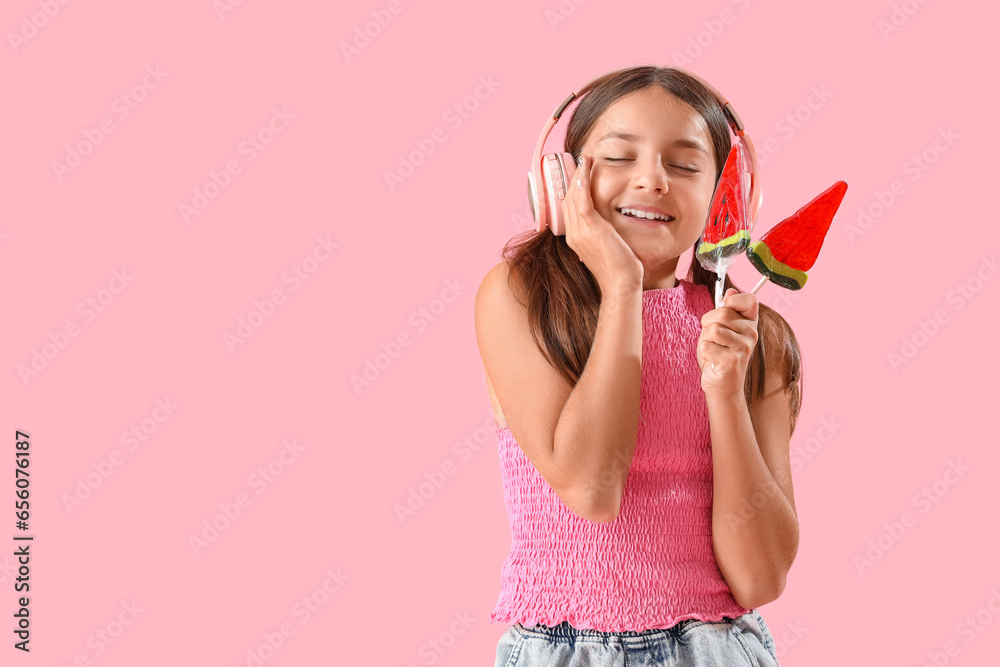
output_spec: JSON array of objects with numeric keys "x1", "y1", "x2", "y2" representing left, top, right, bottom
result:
[{"x1": 501, "y1": 66, "x2": 803, "y2": 436}]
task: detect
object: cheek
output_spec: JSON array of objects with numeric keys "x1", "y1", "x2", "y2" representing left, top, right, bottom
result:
[
  {"x1": 685, "y1": 181, "x2": 715, "y2": 214},
  {"x1": 590, "y1": 179, "x2": 618, "y2": 212}
]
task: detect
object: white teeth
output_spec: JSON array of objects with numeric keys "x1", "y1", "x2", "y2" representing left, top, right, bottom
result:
[{"x1": 619, "y1": 207, "x2": 671, "y2": 222}]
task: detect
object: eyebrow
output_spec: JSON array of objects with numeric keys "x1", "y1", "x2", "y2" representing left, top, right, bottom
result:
[{"x1": 597, "y1": 131, "x2": 709, "y2": 156}]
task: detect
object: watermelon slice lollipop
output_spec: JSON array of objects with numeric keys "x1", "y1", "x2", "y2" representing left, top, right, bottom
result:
[
  {"x1": 696, "y1": 141, "x2": 753, "y2": 307},
  {"x1": 747, "y1": 180, "x2": 848, "y2": 292}
]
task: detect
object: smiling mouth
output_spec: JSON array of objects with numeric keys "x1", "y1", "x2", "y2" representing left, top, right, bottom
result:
[{"x1": 616, "y1": 208, "x2": 675, "y2": 224}]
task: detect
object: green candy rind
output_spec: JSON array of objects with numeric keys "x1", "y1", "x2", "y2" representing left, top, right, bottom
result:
[
  {"x1": 746, "y1": 241, "x2": 809, "y2": 290},
  {"x1": 697, "y1": 230, "x2": 752, "y2": 255}
]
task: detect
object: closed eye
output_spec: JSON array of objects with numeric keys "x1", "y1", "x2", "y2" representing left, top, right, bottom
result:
[{"x1": 605, "y1": 158, "x2": 699, "y2": 173}]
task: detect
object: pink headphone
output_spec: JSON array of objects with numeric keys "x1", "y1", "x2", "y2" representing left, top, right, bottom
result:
[{"x1": 526, "y1": 67, "x2": 763, "y2": 237}]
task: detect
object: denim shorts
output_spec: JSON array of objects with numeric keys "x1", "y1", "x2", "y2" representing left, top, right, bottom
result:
[{"x1": 495, "y1": 610, "x2": 779, "y2": 666}]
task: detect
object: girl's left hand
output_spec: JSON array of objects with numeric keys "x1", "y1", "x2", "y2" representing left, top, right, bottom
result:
[{"x1": 697, "y1": 287, "x2": 760, "y2": 400}]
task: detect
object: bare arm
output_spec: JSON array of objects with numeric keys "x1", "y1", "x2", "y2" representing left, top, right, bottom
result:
[
  {"x1": 552, "y1": 282, "x2": 643, "y2": 522},
  {"x1": 708, "y1": 392, "x2": 799, "y2": 609},
  {"x1": 704, "y1": 320, "x2": 799, "y2": 609},
  {"x1": 475, "y1": 262, "x2": 643, "y2": 523}
]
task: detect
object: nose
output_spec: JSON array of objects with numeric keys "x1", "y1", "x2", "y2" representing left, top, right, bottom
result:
[{"x1": 634, "y1": 155, "x2": 669, "y2": 194}]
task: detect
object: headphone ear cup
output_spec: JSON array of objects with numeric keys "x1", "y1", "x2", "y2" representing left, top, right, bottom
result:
[{"x1": 541, "y1": 152, "x2": 576, "y2": 236}]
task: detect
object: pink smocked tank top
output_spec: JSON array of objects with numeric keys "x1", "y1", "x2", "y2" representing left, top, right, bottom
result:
[{"x1": 490, "y1": 278, "x2": 751, "y2": 632}]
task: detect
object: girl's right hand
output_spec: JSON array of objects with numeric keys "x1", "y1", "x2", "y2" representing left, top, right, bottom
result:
[{"x1": 563, "y1": 155, "x2": 644, "y2": 293}]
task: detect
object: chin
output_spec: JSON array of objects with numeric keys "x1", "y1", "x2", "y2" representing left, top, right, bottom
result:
[{"x1": 650, "y1": 239, "x2": 696, "y2": 263}]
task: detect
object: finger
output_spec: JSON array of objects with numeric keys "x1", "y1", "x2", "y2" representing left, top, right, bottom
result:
[
  {"x1": 567, "y1": 156, "x2": 579, "y2": 197},
  {"x1": 702, "y1": 321, "x2": 734, "y2": 348},
  {"x1": 723, "y1": 290, "x2": 759, "y2": 319},
  {"x1": 722, "y1": 289, "x2": 753, "y2": 309},
  {"x1": 561, "y1": 180, "x2": 583, "y2": 259},
  {"x1": 564, "y1": 160, "x2": 579, "y2": 225},
  {"x1": 573, "y1": 155, "x2": 587, "y2": 196},
  {"x1": 574, "y1": 155, "x2": 594, "y2": 214},
  {"x1": 562, "y1": 197, "x2": 578, "y2": 247},
  {"x1": 703, "y1": 321, "x2": 754, "y2": 352},
  {"x1": 562, "y1": 156, "x2": 582, "y2": 222},
  {"x1": 700, "y1": 339, "x2": 741, "y2": 371},
  {"x1": 697, "y1": 340, "x2": 725, "y2": 374},
  {"x1": 704, "y1": 317, "x2": 757, "y2": 351},
  {"x1": 705, "y1": 305, "x2": 754, "y2": 328}
]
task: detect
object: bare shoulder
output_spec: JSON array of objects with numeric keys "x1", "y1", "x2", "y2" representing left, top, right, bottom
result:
[
  {"x1": 475, "y1": 261, "x2": 521, "y2": 364},
  {"x1": 475, "y1": 262, "x2": 520, "y2": 428},
  {"x1": 473, "y1": 259, "x2": 575, "y2": 496},
  {"x1": 476, "y1": 260, "x2": 516, "y2": 310}
]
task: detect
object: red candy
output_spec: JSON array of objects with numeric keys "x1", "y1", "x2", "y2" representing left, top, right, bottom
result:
[
  {"x1": 759, "y1": 180, "x2": 847, "y2": 272},
  {"x1": 697, "y1": 142, "x2": 751, "y2": 268}
]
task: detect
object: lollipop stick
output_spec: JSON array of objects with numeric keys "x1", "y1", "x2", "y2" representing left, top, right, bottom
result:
[
  {"x1": 751, "y1": 275, "x2": 769, "y2": 295},
  {"x1": 715, "y1": 268, "x2": 726, "y2": 308}
]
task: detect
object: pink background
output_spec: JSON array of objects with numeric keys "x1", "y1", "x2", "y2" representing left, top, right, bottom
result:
[{"x1": 2, "y1": 0, "x2": 998, "y2": 664}]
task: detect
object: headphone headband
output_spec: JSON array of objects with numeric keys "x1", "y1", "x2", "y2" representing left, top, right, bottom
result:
[{"x1": 528, "y1": 67, "x2": 762, "y2": 235}]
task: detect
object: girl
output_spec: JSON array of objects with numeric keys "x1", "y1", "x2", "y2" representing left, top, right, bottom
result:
[{"x1": 475, "y1": 65, "x2": 801, "y2": 666}]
